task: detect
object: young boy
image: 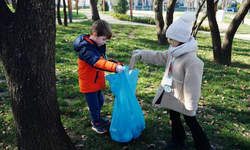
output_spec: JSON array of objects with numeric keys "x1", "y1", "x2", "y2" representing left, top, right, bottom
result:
[
  {"x1": 132, "y1": 12, "x2": 215, "y2": 150},
  {"x1": 73, "y1": 20, "x2": 125, "y2": 134}
]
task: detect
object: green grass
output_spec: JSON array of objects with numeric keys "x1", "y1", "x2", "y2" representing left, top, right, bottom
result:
[
  {"x1": 59, "y1": 10, "x2": 87, "y2": 20},
  {"x1": 1, "y1": 17, "x2": 250, "y2": 150}
]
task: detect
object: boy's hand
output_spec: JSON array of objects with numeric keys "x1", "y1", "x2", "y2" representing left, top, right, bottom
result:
[
  {"x1": 116, "y1": 65, "x2": 125, "y2": 73},
  {"x1": 132, "y1": 50, "x2": 142, "y2": 57}
]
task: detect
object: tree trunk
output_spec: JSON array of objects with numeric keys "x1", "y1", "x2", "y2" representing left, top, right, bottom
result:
[
  {"x1": 222, "y1": 0, "x2": 250, "y2": 65},
  {"x1": 63, "y1": 0, "x2": 68, "y2": 26},
  {"x1": 166, "y1": 0, "x2": 176, "y2": 29},
  {"x1": 192, "y1": 14, "x2": 207, "y2": 38},
  {"x1": 11, "y1": 0, "x2": 16, "y2": 9},
  {"x1": 191, "y1": 0, "x2": 206, "y2": 38},
  {"x1": 90, "y1": 0, "x2": 100, "y2": 21},
  {"x1": 206, "y1": 0, "x2": 222, "y2": 64},
  {"x1": 0, "y1": 1, "x2": 75, "y2": 150},
  {"x1": 57, "y1": 0, "x2": 62, "y2": 25},
  {"x1": 161, "y1": 0, "x2": 176, "y2": 45},
  {"x1": 76, "y1": 0, "x2": 78, "y2": 14},
  {"x1": 154, "y1": 0, "x2": 167, "y2": 45}
]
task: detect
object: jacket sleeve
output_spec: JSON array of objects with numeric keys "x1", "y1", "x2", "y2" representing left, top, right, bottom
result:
[
  {"x1": 107, "y1": 59, "x2": 123, "y2": 65},
  {"x1": 94, "y1": 57, "x2": 118, "y2": 72},
  {"x1": 141, "y1": 50, "x2": 171, "y2": 66},
  {"x1": 183, "y1": 61, "x2": 204, "y2": 111},
  {"x1": 79, "y1": 47, "x2": 117, "y2": 72}
]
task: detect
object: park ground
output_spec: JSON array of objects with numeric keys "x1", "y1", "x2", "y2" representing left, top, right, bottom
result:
[{"x1": 0, "y1": 10, "x2": 250, "y2": 150}]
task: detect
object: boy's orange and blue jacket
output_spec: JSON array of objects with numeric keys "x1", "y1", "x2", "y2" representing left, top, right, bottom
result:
[{"x1": 73, "y1": 34, "x2": 122, "y2": 93}]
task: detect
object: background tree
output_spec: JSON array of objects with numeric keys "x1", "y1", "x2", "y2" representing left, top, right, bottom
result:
[
  {"x1": 206, "y1": 0, "x2": 250, "y2": 65},
  {"x1": 63, "y1": 0, "x2": 68, "y2": 26},
  {"x1": 11, "y1": 0, "x2": 17, "y2": 9},
  {"x1": 76, "y1": 0, "x2": 78, "y2": 14},
  {"x1": 221, "y1": 0, "x2": 250, "y2": 64},
  {"x1": 191, "y1": 0, "x2": 218, "y2": 38},
  {"x1": 57, "y1": 0, "x2": 62, "y2": 25},
  {"x1": 191, "y1": 0, "x2": 206, "y2": 38},
  {"x1": 0, "y1": 1, "x2": 75, "y2": 149},
  {"x1": 113, "y1": 0, "x2": 129, "y2": 14},
  {"x1": 154, "y1": 0, "x2": 167, "y2": 45},
  {"x1": 90, "y1": 0, "x2": 100, "y2": 20},
  {"x1": 154, "y1": 0, "x2": 177, "y2": 45}
]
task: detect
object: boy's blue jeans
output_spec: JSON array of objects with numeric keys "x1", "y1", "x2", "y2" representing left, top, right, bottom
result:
[{"x1": 85, "y1": 90, "x2": 104, "y2": 122}]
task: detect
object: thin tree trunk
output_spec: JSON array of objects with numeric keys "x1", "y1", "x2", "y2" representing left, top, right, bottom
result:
[
  {"x1": 90, "y1": 0, "x2": 100, "y2": 21},
  {"x1": 166, "y1": 0, "x2": 177, "y2": 29},
  {"x1": 222, "y1": 0, "x2": 250, "y2": 65},
  {"x1": 164, "y1": 0, "x2": 177, "y2": 44},
  {"x1": 76, "y1": 0, "x2": 78, "y2": 14},
  {"x1": 192, "y1": 14, "x2": 207, "y2": 38},
  {"x1": 63, "y1": 0, "x2": 68, "y2": 26},
  {"x1": 11, "y1": 0, "x2": 16, "y2": 9},
  {"x1": 206, "y1": 0, "x2": 222, "y2": 64},
  {"x1": 57, "y1": 0, "x2": 62, "y2": 25},
  {"x1": 191, "y1": 0, "x2": 206, "y2": 38},
  {"x1": 154, "y1": 0, "x2": 167, "y2": 45}
]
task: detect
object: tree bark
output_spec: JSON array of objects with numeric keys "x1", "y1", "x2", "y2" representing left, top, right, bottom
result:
[
  {"x1": 0, "y1": 0, "x2": 75, "y2": 149},
  {"x1": 166, "y1": 0, "x2": 177, "y2": 29},
  {"x1": 90, "y1": 0, "x2": 100, "y2": 21},
  {"x1": 154, "y1": 0, "x2": 168, "y2": 45},
  {"x1": 207, "y1": 0, "x2": 250, "y2": 65},
  {"x1": 63, "y1": 0, "x2": 68, "y2": 26},
  {"x1": 191, "y1": 0, "x2": 206, "y2": 38},
  {"x1": 192, "y1": 14, "x2": 207, "y2": 38},
  {"x1": 76, "y1": 0, "x2": 78, "y2": 14},
  {"x1": 57, "y1": 0, "x2": 62, "y2": 25},
  {"x1": 222, "y1": 0, "x2": 250, "y2": 65},
  {"x1": 11, "y1": 0, "x2": 16, "y2": 9},
  {"x1": 206, "y1": 0, "x2": 222, "y2": 64}
]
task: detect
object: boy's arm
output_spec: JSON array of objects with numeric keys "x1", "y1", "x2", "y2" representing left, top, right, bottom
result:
[
  {"x1": 107, "y1": 59, "x2": 123, "y2": 66},
  {"x1": 79, "y1": 48, "x2": 119, "y2": 72}
]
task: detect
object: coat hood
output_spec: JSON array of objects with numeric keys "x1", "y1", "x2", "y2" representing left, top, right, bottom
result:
[{"x1": 73, "y1": 34, "x2": 98, "y2": 52}]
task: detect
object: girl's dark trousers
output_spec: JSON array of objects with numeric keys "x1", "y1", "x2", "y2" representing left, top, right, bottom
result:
[{"x1": 170, "y1": 110, "x2": 211, "y2": 150}]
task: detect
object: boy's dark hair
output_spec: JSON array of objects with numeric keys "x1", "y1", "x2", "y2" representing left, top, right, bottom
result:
[{"x1": 90, "y1": 20, "x2": 112, "y2": 39}]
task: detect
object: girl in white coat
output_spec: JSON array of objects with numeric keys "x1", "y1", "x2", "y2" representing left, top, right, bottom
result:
[{"x1": 132, "y1": 12, "x2": 215, "y2": 150}]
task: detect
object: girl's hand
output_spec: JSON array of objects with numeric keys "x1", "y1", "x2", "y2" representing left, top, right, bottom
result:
[{"x1": 132, "y1": 50, "x2": 142, "y2": 57}]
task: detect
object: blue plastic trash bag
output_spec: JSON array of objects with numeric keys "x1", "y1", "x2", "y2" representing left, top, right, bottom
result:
[{"x1": 106, "y1": 66, "x2": 145, "y2": 143}]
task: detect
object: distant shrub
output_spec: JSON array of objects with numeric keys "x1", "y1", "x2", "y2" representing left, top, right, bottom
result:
[
  {"x1": 113, "y1": 0, "x2": 129, "y2": 14},
  {"x1": 199, "y1": 25, "x2": 210, "y2": 31},
  {"x1": 217, "y1": 4, "x2": 222, "y2": 10},
  {"x1": 236, "y1": 3, "x2": 241, "y2": 10},
  {"x1": 114, "y1": 13, "x2": 130, "y2": 20},
  {"x1": 114, "y1": 13, "x2": 155, "y2": 25}
]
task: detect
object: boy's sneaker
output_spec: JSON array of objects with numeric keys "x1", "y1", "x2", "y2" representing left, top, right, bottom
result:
[
  {"x1": 100, "y1": 117, "x2": 110, "y2": 125},
  {"x1": 91, "y1": 117, "x2": 110, "y2": 125},
  {"x1": 165, "y1": 141, "x2": 187, "y2": 149},
  {"x1": 210, "y1": 145, "x2": 216, "y2": 150},
  {"x1": 91, "y1": 122, "x2": 107, "y2": 134}
]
